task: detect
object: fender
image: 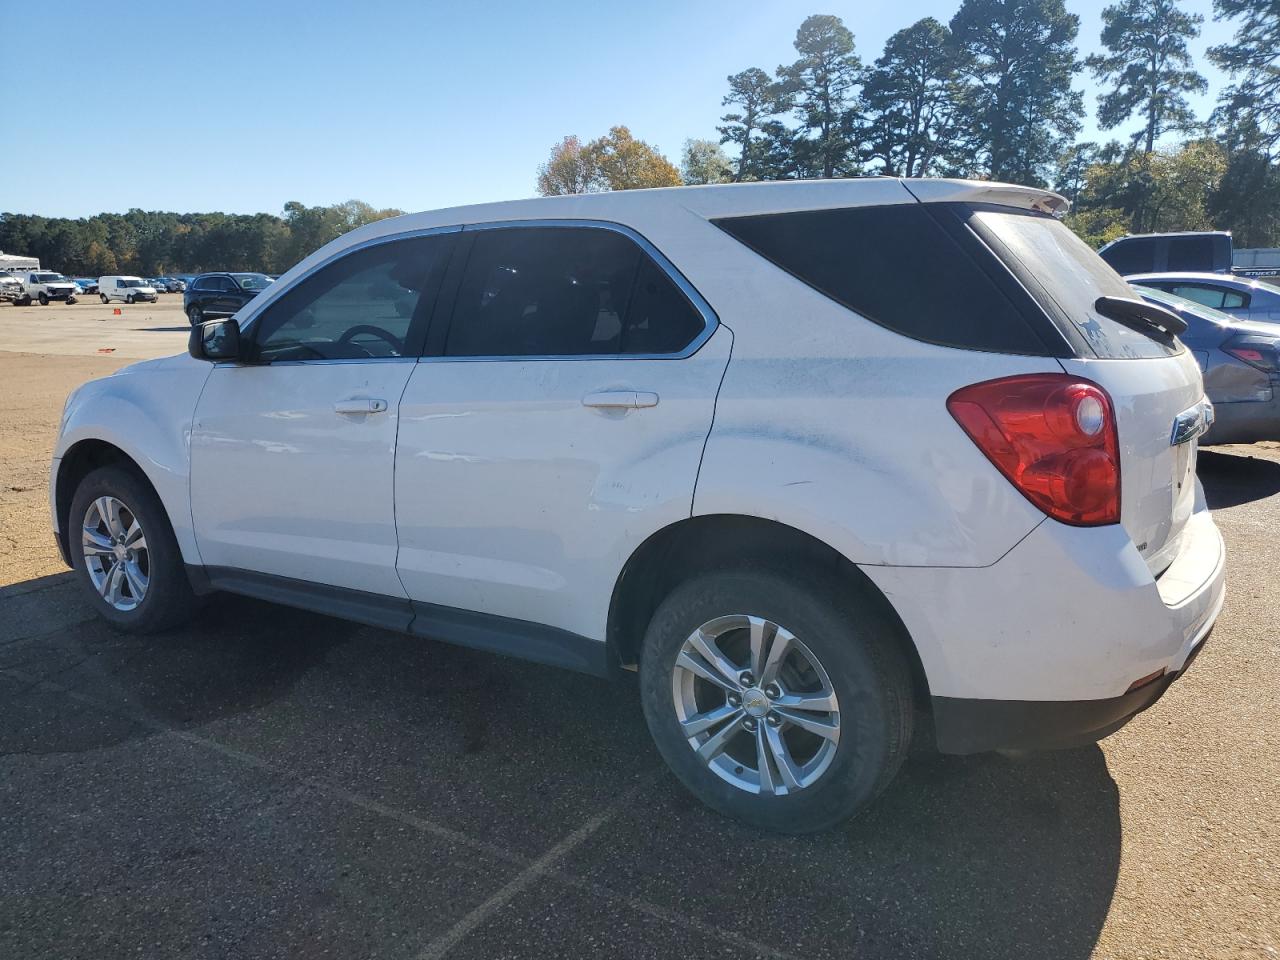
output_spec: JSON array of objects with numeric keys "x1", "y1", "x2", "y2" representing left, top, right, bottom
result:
[{"x1": 53, "y1": 355, "x2": 213, "y2": 565}]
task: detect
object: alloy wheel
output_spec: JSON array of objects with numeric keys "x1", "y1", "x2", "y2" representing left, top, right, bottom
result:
[
  {"x1": 82, "y1": 496, "x2": 149, "y2": 611},
  {"x1": 672, "y1": 614, "x2": 841, "y2": 796}
]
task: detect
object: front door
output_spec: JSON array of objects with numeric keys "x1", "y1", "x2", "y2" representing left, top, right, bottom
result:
[
  {"x1": 190, "y1": 230, "x2": 456, "y2": 596},
  {"x1": 394, "y1": 224, "x2": 730, "y2": 641}
]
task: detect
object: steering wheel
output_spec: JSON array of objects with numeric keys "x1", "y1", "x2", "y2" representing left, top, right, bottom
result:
[{"x1": 337, "y1": 324, "x2": 403, "y2": 354}]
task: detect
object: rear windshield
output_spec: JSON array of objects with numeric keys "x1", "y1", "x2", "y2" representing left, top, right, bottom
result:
[{"x1": 970, "y1": 209, "x2": 1181, "y2": 359}]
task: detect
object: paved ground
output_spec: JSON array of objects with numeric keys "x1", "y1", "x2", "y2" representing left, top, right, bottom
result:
[
  {"x1": 1, "y1": 337, "x2": 1277, "y2": 959},
  {"x1": 0, "y1": 296, "x2": 190, "y2": 359}
]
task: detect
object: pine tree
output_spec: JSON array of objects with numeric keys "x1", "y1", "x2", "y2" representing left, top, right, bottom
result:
[
  {"x1": 776, "y1": 15, "x2": 863, "y2": 179},
  {"x1": 950, "y1": 0, "x2": 1084, "y2": 185},
  {"x1": 1085, "y1": 0, "x2": 1207, "y2": 155}
]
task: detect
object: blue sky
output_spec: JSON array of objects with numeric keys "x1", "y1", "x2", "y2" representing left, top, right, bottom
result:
[{"x1": 2, "y1": 0, "x2": 1236, "y2": 218}]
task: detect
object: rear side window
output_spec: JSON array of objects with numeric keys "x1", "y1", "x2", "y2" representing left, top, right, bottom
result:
[
  {"x1": 445, "y1": 227, "x2": 706, "y2": 357},
  {"x1": 1169, "y1": 284, "x2": 1249, "y2": 310},
  {"x1": 713, "y1": 204, "x2": 1057, "y2": 355},
  {"x1": 1167, "y1": 236, "x2": 1214, "y2": 272},
  {"x1": 1099, "y1": 237, "x2": 1157, "y2": 275}
]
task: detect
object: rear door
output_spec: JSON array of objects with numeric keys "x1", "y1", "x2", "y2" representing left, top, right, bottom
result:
[
  {"x1": 393, "y1": 223, "x2": 730, "y2": 640},
  {"x1": 971, "y1": 209, "x2": 1205, "y2": 574}
]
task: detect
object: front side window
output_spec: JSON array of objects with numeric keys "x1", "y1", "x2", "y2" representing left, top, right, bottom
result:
[
  {"x1": 444, "y1": 226, "x2": 705, "y2": 357},
  {"x1": 251, "y1": 234, "x2": 453, "y2": 362}
]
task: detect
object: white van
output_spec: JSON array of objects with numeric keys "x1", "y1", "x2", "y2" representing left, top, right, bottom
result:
[{"x1": 98, "y1": 276, "x2": 158, "y2": 304}]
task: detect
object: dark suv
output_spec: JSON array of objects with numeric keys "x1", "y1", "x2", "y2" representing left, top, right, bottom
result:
[{"x1": 183, "y1": 273, "x2": 274, "y2": 325}]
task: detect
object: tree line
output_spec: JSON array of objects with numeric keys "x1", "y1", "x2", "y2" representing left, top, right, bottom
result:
[
  {"x1": 0, "y1": 200, "x2": 403, "y2": 278},
  {"x1": 537, "y1": 0, "x2": 1280, "y2": 248}
]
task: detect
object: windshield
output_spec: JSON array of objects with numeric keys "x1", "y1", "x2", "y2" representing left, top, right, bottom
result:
[
  {"x1": 1130, "y1": 284, "x2": 1238, "y2": 324},
  {"x1": 34, "y1": 273, "x2": 66, "y2": 283},
  {"x1": 232, "y1": 273, "x2": 273, "y2": 291},
  {"x1": 123, "y1": 279, "x2": 146, "y2": 287},
  {"x1": 970, "y1": 208, "x2": 1181, "y2": 359}
]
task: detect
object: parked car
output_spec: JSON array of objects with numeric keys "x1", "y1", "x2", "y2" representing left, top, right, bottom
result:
[
  {"x1": 1126, "y1": 272, "x2": 1280, "y2": 323},
  {"x1": 52, "y1": 180, "x2": 1225, "y2": 832},
  {"x1": 98, "y1": 276, "x2": 158, "y2": 304},
  {"x1": 1099, "y1": 231, "x2": 1234, "y2": 275},
  {"x1": 1131, "y1": 284, "x2": 1280, "y2": 444},
  {"x1": 161, "y1": 277, "x2": 186, "y2": 292},
  {"x1": 0, "y1": 273, "x2": 23, "y2": 303},
  {"x1": 16, "y1": 270, "x2": 78, "y2": 305},
  {"x1": 74, "y1": 278, "x2": 99, "y2": 295},
  {"x1": 183, "y1": 272, "x2": 273, "y2": 325}
]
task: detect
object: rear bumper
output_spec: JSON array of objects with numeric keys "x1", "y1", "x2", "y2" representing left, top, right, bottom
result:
[
  {"x1": 1204, "y1": 395, "x2": 1280, "y2": 445},
  {"x1": 862, "y1": 486, "x2": 1226, "y2": 752},
  {"x1": 932, "y1": 622, "x2": 1213, "y2": 753}
]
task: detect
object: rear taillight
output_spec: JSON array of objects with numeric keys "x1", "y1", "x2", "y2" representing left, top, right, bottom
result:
[
  {"x1": 947, "y1": 374, "x2": 1121, "y2": 526},
  {"x1": 1223, "y1": 336, "x2": 1280, "y2": 373}
]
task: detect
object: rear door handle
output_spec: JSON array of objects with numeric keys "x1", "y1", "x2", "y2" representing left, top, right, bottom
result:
[
  {"x1": 333, "y1": 397, "x2": 388, "y2": 415},
  {"x1": 582, "y1": 391, "x2": 659, "y2": 410}
]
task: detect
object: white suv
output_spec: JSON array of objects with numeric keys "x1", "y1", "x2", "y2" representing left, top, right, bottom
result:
[{"x1": 51, "y1": 179, "x2": 1226, "y2": 832}]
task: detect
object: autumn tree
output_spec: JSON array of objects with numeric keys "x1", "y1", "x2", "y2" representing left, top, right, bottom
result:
[
  {"x1": 1085, "y1": 0, "x2": 1206, "y2": 155},
  {"x1": 950, "y1": 0, "x2": 1084, "y2": 185},
  {"x1": 776, "y1": 14, "x2": 863, "y2": 179},
  {"x1": 536, "y1": 136, "x2": 599, "y2": 196},
  {"x1": 584, "y1": 126, "x2": 682, "y2": 191},
  {"x1": 862, "y1": 18, "x2": 966, "y2": 177},
  {"x1": 680, "y1": 139, "x2": 734, "y2": 185}
]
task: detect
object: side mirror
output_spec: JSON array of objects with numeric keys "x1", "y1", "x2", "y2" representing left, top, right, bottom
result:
[{"x1": 189, "y1": 318, "x2": 243, "y2": 362}]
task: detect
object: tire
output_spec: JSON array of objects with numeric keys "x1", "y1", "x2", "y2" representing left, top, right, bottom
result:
[
  {"x1": 38, "y1": 292, "x2": 48, "y2": 305},
  {"x1": 17, "y1": 295, "x2": 30, "y2": 306},
  {"x1": 126, "y1": 294, "x2": 135, "y2": 304},
  {"x1": 100, "y1": 294, "x2": 109, "y2": 304},
  {"x1": 67, "y1": 296, "x2": 77, "y2": 305},
  {"x1": 187, "y1": 305, "x2": 202, "y2": 326},
  {"x1": 639, "y1": 566, "x2": 914, "y2": 833},
  {"x1": 68, "y1": 464, "x2": 199, "y2": 634}
]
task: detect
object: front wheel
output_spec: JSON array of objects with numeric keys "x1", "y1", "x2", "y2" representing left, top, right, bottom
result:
[
  {"x1": 38, "y1": 292, "x2": 48, "y2": 305},
  {"x1": 67, "y1": 296, "x2": 77, "y2": 305},
  {"x1": 187, "y1": 305, "x2": 202, "y2": 326},
  {"x1": 125, "y1": 294, "x2": 135, "y2": 304},
  {"x1": 69, "y1": 464, "x2": 199, "y2": 633},
  {"x1": 639, "y1": 567, "x2": 914, "y2": 833}
]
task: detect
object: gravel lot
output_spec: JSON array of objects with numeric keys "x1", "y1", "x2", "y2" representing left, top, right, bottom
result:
[{"x1": 1, "y1": 306, "x2": 1277, "y2": 959}]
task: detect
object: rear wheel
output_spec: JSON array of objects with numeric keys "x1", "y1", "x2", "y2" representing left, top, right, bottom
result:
[
  {"x1": 639, "y1": 567, "x2": 913, "y2": 833},
  {"x1": 69, "y1": 465, "x2": 199, "y2": 633},
  {"x1": 67, "y1": 296, "x2": 77, "y2": 305},
  {"x1": 100, "y1": 294, "x2": 109, "y2": 304}
]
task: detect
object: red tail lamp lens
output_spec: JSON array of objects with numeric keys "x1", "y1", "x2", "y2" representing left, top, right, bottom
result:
[{"x1": 948, "y1": 374, "x2": 1121, "y2": 526}]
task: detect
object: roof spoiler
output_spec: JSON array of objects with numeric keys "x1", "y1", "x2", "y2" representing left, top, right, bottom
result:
[{"x1": 900, "y1": 179, "x2": 1070, "y2": 216}]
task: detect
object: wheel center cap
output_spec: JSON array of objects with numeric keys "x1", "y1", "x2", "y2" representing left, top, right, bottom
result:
[
  {"x1": 113, "y1": 543, "x2": 128, "y2": 561},
  {"x1": 742, "y1": 687, "x2": 771, "y2": 718}
]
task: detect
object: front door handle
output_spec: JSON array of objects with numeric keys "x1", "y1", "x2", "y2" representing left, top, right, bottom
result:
[
  {"x1": 582, "y1": 391, "x2": 659, "y2": 410},
  {"x1": 333, "y1": 397, "x2": 388, "y2": 415}
]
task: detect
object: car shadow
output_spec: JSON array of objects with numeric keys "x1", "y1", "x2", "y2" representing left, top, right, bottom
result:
[
  {"x1": 0, "y1": 574, "x2": 1121, "y2": 958},
  {"x1": 137, "y1": 326, "x2": 191, "y2": 332},
  {"x1": 1198, "y1": 447, "x2": 1280, "y2": 508},
  {"x1": 0, "y1": 576, "x2": 356, "y2": 756}
]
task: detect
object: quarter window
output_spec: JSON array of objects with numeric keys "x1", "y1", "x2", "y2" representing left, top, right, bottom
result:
[
  {"x1": 444, "y1": 227, "x2": 705, "y2": 357},
  {"x1": 251, "y1": 234, "x2": 453, "y2": 362}
]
